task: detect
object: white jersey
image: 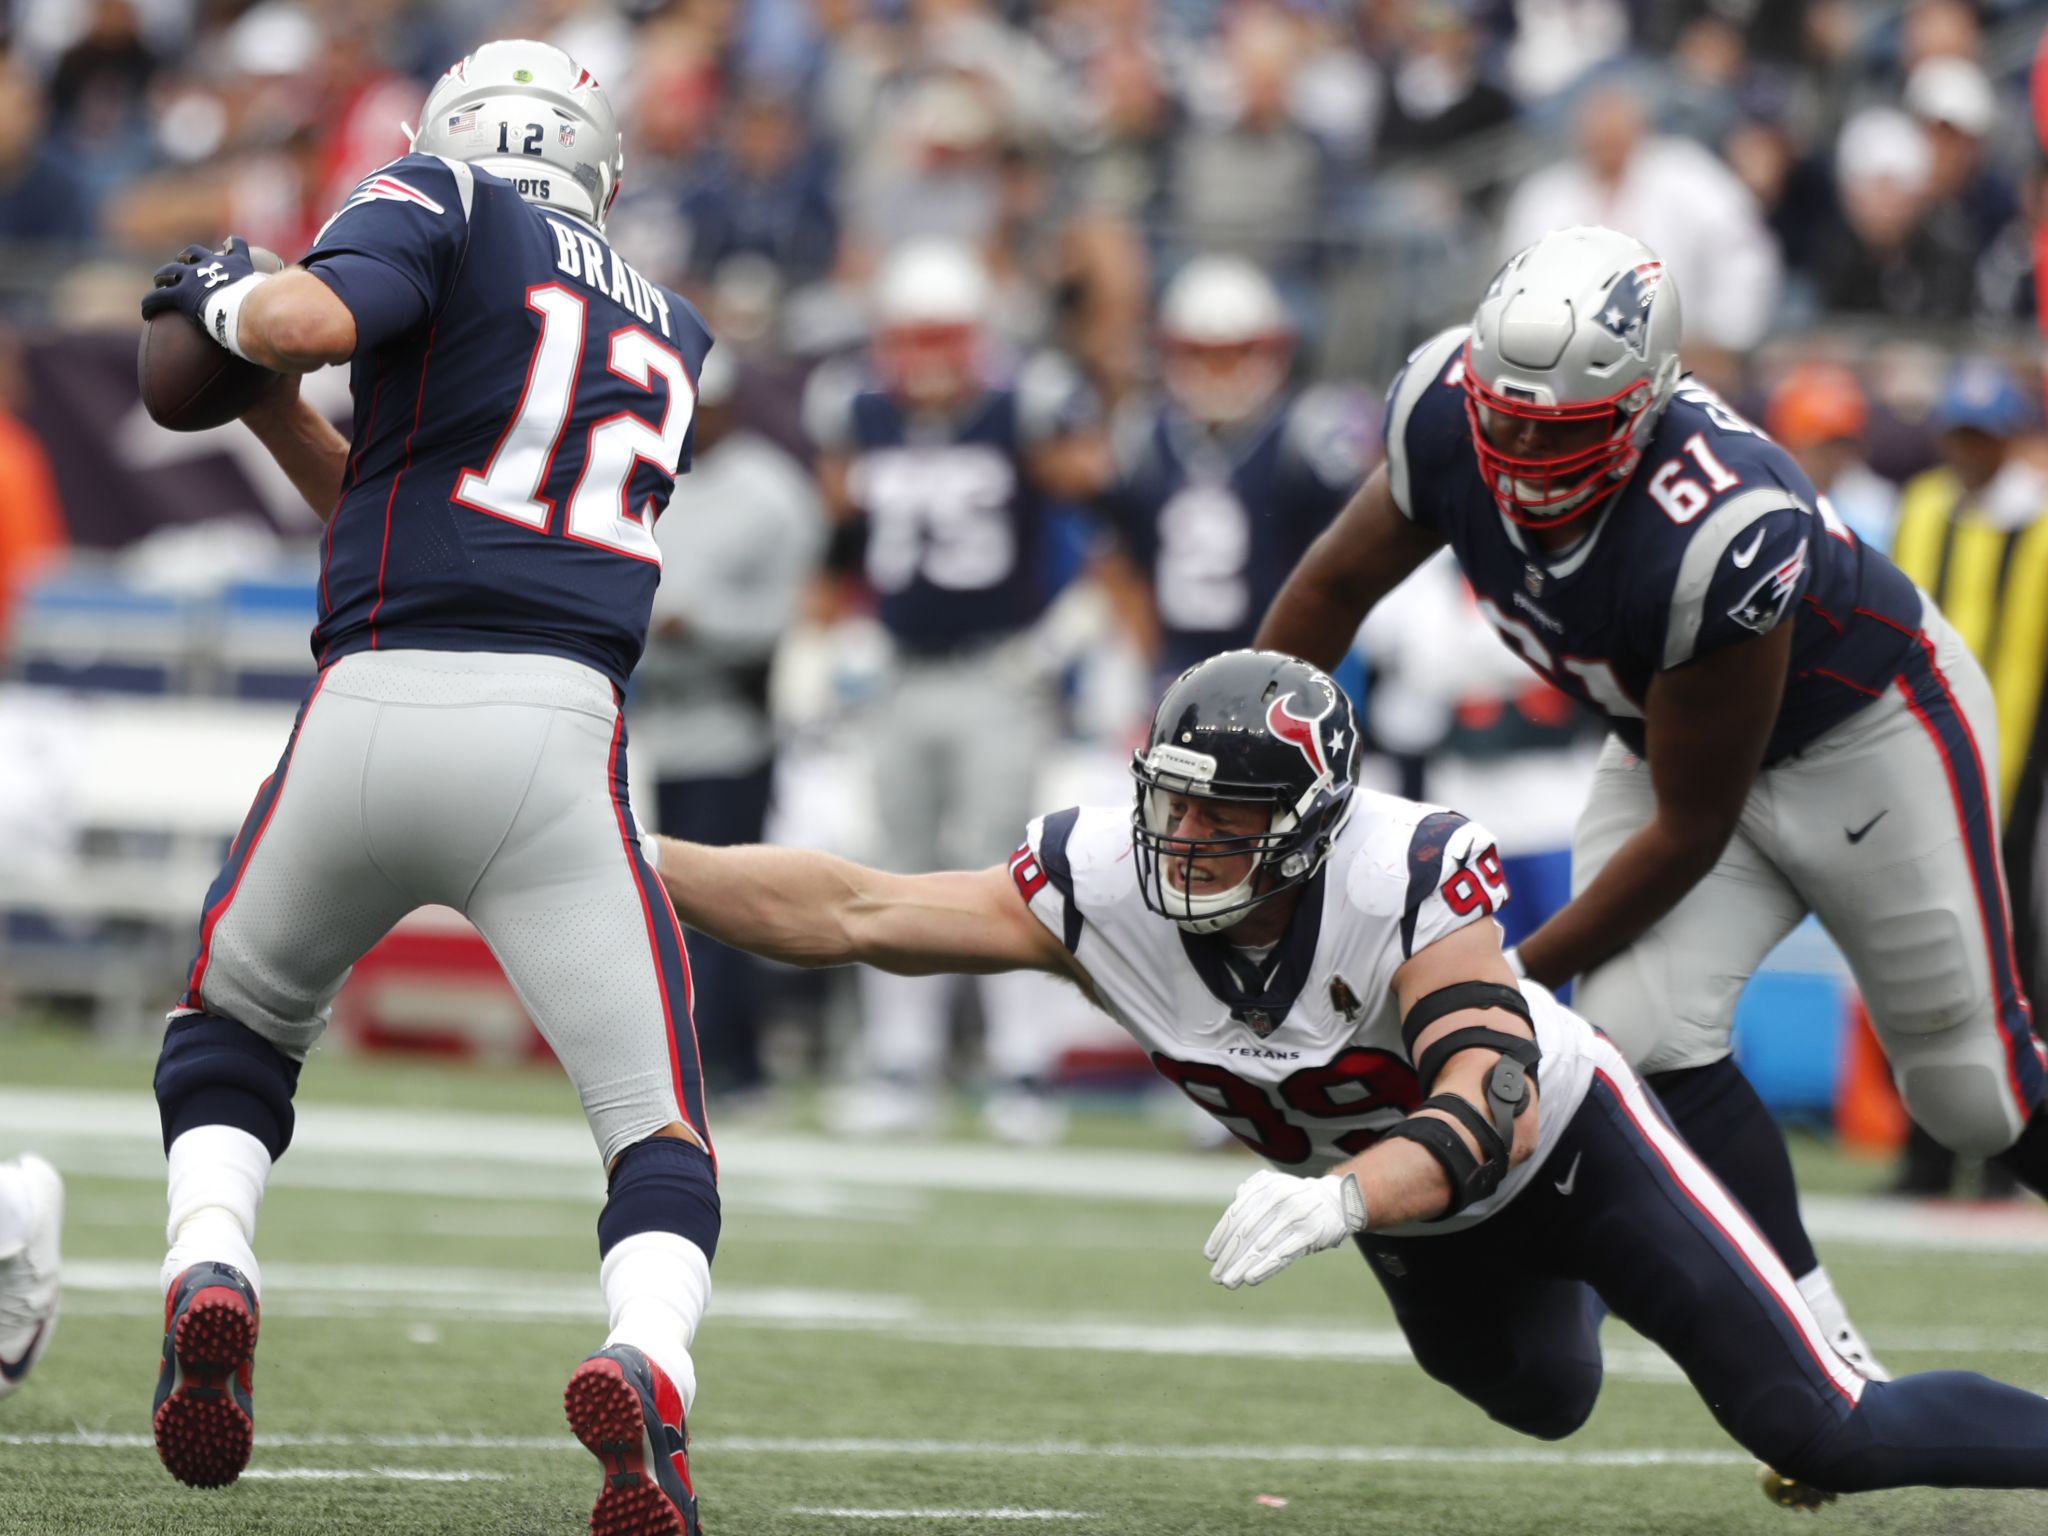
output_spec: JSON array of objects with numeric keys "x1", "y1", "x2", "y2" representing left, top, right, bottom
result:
[{"x1": 1014, "y1": 791, "x2": 1598, "y2": 1235}]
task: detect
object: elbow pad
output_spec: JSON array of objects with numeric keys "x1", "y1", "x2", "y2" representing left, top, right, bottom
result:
[
  {"x1": 1381, "y1": 1092, "x2": 1513, "y2": 1218},
  {"x1": 1401, "y1": 980, "x2": 1539, "y2": 1149}
]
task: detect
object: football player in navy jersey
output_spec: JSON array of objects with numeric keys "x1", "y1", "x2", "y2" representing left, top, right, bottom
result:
[
  {"x1": 138, "y1": 41, "x2": 715, "y2": 1533},
  {"x1": 804, "y1": 239, "x2": 1110, "y2": 1144},
  {"x1": 1257, "y1": 225, "x2": 2048, "y2": 1381},
  {"x1": 647, "y1": 649, "x2": 2048, "y2": 1512},
  {"x1": 1097, "y1": 256, "x2": 1372, "y2": 681}
]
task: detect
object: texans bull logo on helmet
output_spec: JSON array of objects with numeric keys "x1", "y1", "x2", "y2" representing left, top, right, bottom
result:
[{"x1": 1265, "y1": 687, "x2": 1344, "y2": 787}]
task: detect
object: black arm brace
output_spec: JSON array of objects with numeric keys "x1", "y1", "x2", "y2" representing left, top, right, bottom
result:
[{"x1": 1390, "y1": 981, "x2": 1543, "y2": 1216}]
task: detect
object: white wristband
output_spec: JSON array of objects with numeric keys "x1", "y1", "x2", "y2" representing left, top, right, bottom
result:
[
  {"x1": 1503, "y1": 945, "x2": 1528, "y2": 980},
  {"x1": 200, "y1": 271, "x2": 267, "y2": 362}
]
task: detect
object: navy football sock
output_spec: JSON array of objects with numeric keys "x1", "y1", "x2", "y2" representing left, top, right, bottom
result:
[
  {"x1": 155, "y1": 1012, "x2": 303, "y2": 1160},
  {"x1": 1797, "y1": 1373, "x2": 2048, "y2": 1492},
  {"x1": 598, "y1": 1135, "x2": 721, "y2": 1263},
  {"x1": 1645, "y1": 1059, "x2": 1819, "y2": 1278}
]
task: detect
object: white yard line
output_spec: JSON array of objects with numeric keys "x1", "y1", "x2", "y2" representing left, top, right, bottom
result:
[
  {"x1": 239, "y1": 1467, "x2": 508, "y2": 1482},
  {"x1": 790, "y1": 1509, "x2": 1093, "y2": 1521},
  {"x1": 0, "y1": 1429, "x2": 1752, "y2": 1467},
  {"x1": 6, "y1": 1087, "x2": 2048, "y2": 1254}
]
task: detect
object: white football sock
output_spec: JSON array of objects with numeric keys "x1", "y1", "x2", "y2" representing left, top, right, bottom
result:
[
  {"x1": 0, "y1": 1160, "x2": 34, "y2": 1262},
  {"x1": 601, "y1": 1230, "x2": 711, "y2": 1414},
  {"x1": 857, "y1": 968, "x2": 952, "y2": 1081},
  {"x1": 1796, "y1": 1264, "x2": 1889, "y2": 1380},
  {"x1": 161, "y1": 1126, "x2": 272, "y2": 1299}
]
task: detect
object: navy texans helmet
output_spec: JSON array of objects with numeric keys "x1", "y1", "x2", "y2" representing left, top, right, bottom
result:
[{"x1": 1132, "y1": 650, "x2": 1361, "y2": 933}]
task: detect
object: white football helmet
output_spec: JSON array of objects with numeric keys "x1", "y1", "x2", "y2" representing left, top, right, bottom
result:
[
  {"x1": 871, "y1": 240, "x2": 991, "y2": 408},
  {"x1": 1158, "y1": 255, "x2": 1293, "y2": 427},
  {"x1": 1463, "y1": 225, "x2": 1683, "y2": 525},
  {"x1": 409, "y1": 40, "x2": 624, "y2": 233}
]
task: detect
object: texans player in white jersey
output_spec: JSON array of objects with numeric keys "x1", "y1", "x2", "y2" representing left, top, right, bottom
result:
[
  {"x1": 138, "y1": 41, "x2": 715, "y2": 1534},
  {"x1": 1257, "y1": 225, "x2": 2048, "y2": 1383},
  {"x1": 649, "y1": 648, "x2": 2048, "y2": 1510}
]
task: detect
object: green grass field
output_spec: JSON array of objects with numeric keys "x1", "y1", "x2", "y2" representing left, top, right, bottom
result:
[{"x1": 6, "y1": 1021, "x2": 2048, "y2": 1535}]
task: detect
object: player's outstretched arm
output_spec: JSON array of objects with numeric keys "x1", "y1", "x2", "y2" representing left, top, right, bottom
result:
[
  {"x1": 233, "y1": 269, "x2": 358, "y2": 373},
  {"x1": 1514, "y1": 619, "x2": 1792, "y2": 988},
  {"x1": 1252, "y1": 465, "x2": 1443, "y2": 670},
  {"x1": 653, "y1": 839, "x2": 1084, "y2": 982},
  {"x1": 1205, "y1": 920, "x2": 1539, "y2": 1288}
]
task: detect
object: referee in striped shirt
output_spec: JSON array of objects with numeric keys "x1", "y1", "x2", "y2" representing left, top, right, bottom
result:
[{"x1": 1890, "y1": 358, "x2": 2048, "y2": 1195}]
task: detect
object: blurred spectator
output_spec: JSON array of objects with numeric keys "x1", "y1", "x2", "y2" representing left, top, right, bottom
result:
[
  {"x1": 1165, "y1": 8, "x2": 1328, "y2": 277},
  {"x1": 0, "y1": 59, "x2": 97, "y2": 276},
  {"x1": 639, "y1": 348, "x2": 826, "y2": 1100},
  {"x1": 48, "y1": 0, "x2": 158, "y2": 212},
  {"x1": 1816, "y1": 107, "x2": 1976, "y2": 322},
  {"x1": 1502, "y1": 0, "x2": 1630, "y2": 102},
  {"x1": 682, "y1": 85, "x2": 839, "y2": 288},
  {"x1": 1885, "y1": 357, "x2": 2048, "y2": 1198},
  {"x1": 1765, "y1": 362, "x2": 1898, "y2": 549},
  {"x1": 1498, "y1": 78, "x2": 1782, "y2": 363},
  {"x1": 0, "y1": 329, "x2": 65, "y2": 658},
  {"x1": 1900, "y1": 0, "x2": 1982, "y2": 72},
  {"x1": 1375, "y1": 2, "x2": 1516, "y2": 165},
  {"x1": 1904, "y1": 55, "x2": 2015, "y2": 256},
  {"x1": 805, "y1": 240, "x2": 1110, "y2": 1144}
]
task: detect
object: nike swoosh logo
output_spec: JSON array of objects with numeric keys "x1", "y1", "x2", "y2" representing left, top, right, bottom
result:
[
  {"x1": 1731, "y1": 528, "x2": 1767, "y2": 568},
  {"x1": 0, "y1": 1323, "x2": 43, "y2": 1381},
  {"x1": 1845, "y1": 810, "x2": 1888, "y2": 844},
  {"x1": 1553, "y1": 1152, "x2": 1582, "y2": 1197}
]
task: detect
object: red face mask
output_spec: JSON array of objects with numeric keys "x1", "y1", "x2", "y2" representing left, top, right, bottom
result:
[{"x1": 1461, "y1": 342, "x2": 1654, "y2": 527}]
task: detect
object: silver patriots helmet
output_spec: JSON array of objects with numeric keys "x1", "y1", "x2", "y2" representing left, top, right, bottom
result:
[
  {"x1": 409, "y1": 40, "x2": 625, "y2": 233},
  {"x1": 1463, "y1": 225, "x2": 1684, "y2": 526}
]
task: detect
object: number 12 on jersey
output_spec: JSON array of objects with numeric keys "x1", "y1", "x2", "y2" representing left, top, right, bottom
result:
[{"x1": 454, "y1": 282, "x2": 695, "y2": 565}]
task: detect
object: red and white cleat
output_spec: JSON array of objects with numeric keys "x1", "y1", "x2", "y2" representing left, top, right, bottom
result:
[
  {"x1": 152, "y1": 1262, "x2": 259, "y2": 1489},
  {"x1": 565, "y1": 1345, "x2": 702, "y2": 1536}
]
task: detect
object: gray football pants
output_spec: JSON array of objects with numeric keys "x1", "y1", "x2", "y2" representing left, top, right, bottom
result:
[
  {"x1": 175, "y1": 650, "x2": 707, "y2": 1165},
  {"x1": 856, "y1": 643, "x2": 1062, "y2": 1084},
  {"x1": 1572, "y1": 606, "x2": 2046, "y2": 1156}
]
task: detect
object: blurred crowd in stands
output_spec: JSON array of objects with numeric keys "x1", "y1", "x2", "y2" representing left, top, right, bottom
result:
[{"x1": 8, "y1": 0, "x2": 2048, "y2": 1155}]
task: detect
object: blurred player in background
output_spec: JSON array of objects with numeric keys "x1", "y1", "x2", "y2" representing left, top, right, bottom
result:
[
  {"x1": 805, "y1": 239, "x2": 1109, "y2": 1143},
  {"x1": 651, "y1": 648, "x2": 2048, "y2": 1512},
  {"x1": 138, "y1": 41, "x2": 716, "y2": 1534},
  {"x1": 0, "y1": 1154, "x2": 61, "y2": 1400},
  {"x1": 1097, "y1": 256, "x2": 1372, "y2": 683},
  {"x1": 1259, "y1": 225, "x2": 2048, "y2": 1380},
  {"x1": 1887, "y1": 358, "x2": 2048, "y2": 1197},
  {"x1": 637, "y1": 346, "x2": 825, "y2": 1106}
]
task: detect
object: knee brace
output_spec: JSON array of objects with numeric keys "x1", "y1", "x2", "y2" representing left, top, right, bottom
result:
[
  {"x1": 155, "y1": 1012, "x2": 303, "y2": 1160},
  {"x1": 598, "y1": 1135, "x2": 721, "y2": 1263}
]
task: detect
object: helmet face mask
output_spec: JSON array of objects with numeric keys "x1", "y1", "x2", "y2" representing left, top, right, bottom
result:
[
  {"x1": 1462, "y1": 226, "x2": 1683, "y2": 528},
  {"x1": 1130, "y1": 651, "x2": 1359, "y2": 935},
  {"x1": 410, "y1": 40, "x2": 625, "y2": 234}
]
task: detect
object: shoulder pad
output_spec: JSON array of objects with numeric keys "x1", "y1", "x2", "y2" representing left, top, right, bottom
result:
[{"x1": 1384, "y1": 327, "x2": 1469, "y2": 521}]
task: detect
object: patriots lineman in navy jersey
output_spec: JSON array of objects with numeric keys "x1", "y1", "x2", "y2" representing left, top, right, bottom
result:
[
  {"x1": 804, "y1": 239, "x2": 1110, "y2": 1143},
  {"x1": 138, "y1": 41, "x2": 714, "y2": 1533},
  {"x1": 1259, "y1": 225, "x2": 2048, "y2": 1390},
  {"x1": 1098, "y1": 256, "x2": 1372, "y2": 680}
]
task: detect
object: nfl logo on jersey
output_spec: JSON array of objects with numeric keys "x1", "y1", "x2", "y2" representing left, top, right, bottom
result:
[{"x1": 1242, "y1": 1007, "x2": 1276, "y2": 1039}]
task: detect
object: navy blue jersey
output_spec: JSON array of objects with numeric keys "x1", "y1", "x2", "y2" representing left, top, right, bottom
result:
[
  {"x1": 1107, "y1": 387, "x2": 1371, "y2": 678},
  {"x1": 806, "y1": 353, "x2": 1094, "y2": 654},
  {"x1": 1385, "y1": 328, "x2": 1923, "y2": 764},
  {"x1": 302, "y1": 153, "x2": 712, "y2": 690}
]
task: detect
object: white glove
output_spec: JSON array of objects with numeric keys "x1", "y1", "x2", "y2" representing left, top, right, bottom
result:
[{"x1": 1204, "y1": 1168, "x2": 1366, "y2": 1290}]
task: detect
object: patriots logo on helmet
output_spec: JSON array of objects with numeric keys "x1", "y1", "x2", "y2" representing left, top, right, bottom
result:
[{"x1": 1594, "y1": 261, "x2": 1664, "y2": 362}]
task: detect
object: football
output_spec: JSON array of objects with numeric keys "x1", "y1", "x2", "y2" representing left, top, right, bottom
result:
[{"x1": 137, "y1": 245, "x2": 286, "y2": 432}]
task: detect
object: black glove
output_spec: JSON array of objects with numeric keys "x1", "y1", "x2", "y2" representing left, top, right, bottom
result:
[{"x1": 141, "y1": 237, "x2": 262, "y2": 335}]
